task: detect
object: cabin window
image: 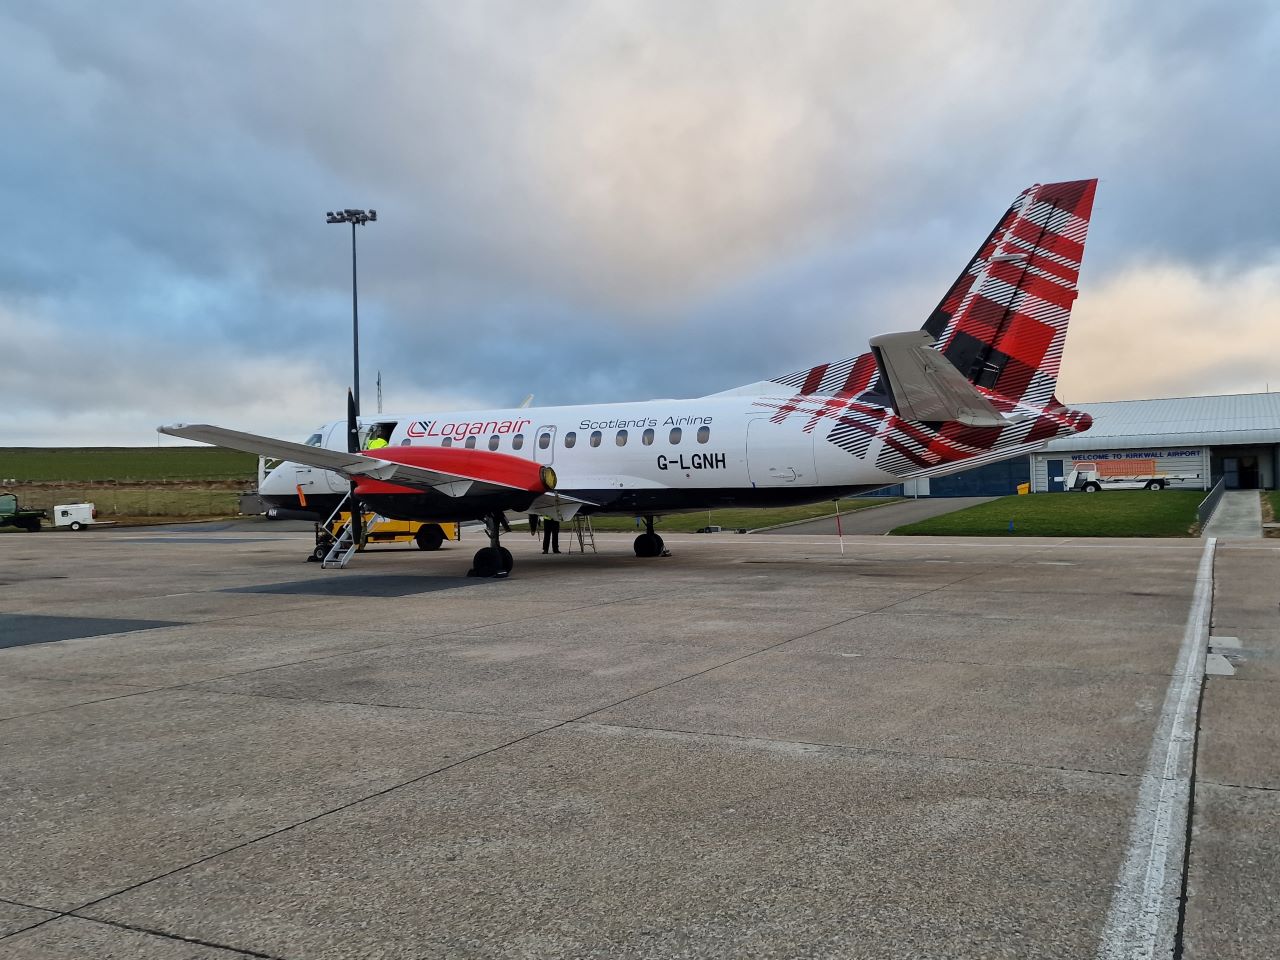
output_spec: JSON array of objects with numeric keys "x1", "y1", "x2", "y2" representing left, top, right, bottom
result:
[
  {"x1": 590, "y1": 430, "x2": 602, "y2": 448},
  {"x1": 697, "y1": 425, "x2": 710, "y2": 444},
  {"x1": 616, "y1": 429, "x2": 628, "y2": 446},
  {"x1": 512, "y1": 433, "x2": 524, "y2": 451},
  {"x1": 465, "y1": 436, "x2": 477, "y2": 449},
  {"x1": 538, "y1": 432, "x2": 551, "y2": 450},
  {"x1": 488, "y1": 435, "x2": 500, "y2": 451},
  {"x1": 669, "y1": 427, "x2": 682, "y2": 444},
  {"x1": 441, "y1": 437, "x2": 453, "y2": 448},
  {"x1": 400, "y1": 439, "x2": 411, "y2": 447},
  {"x1": 564, "y1": 431, "x2": 577, "y2": 448},
  {"x1": 642, "y1": 428, "x2": 654, "y2": 446}
]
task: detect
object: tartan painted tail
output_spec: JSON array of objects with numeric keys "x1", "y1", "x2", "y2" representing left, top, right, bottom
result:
[
  {"x1": 920, "y1": 179, "x2": 1097, "y2": 406},
  {"x1": 764, "y1": 179, "x2": 1097, "y2": 408}
]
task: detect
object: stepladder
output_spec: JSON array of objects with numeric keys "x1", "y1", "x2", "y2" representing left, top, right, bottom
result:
[{"x1": 568, "y1": 515, "x2": 596, "y2": 554}]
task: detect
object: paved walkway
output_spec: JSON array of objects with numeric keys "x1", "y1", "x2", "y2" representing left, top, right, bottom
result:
[
  {"x1": 758, "y1": 496, "x2": 996, "y2": 536},
  {"x1": 1202, "y1": 490, "x2": 1263, "y2": 539}
]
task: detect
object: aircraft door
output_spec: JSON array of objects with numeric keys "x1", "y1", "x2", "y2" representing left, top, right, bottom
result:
[
  {"x1": 322, "y1": 422, "x2": 350, "y2": 493},
  {"x1": 534, "y1": 425, "x2": 556, "y2": 465},
  {"x1": 746, "y1": 418, "x2": 816, "y2": 486}
]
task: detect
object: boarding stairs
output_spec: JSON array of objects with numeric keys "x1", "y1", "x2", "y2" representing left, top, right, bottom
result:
[
  {"x1": 320, "y1": 494, "x2": 384, "y2": 568},
  {"x1": 568, "y1": 515, "x2": 597, "y2": 554}
]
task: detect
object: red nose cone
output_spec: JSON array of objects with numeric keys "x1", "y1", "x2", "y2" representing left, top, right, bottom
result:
[{"x1": 1076, "y1": 411, "x2": 1093, "y2": 432}]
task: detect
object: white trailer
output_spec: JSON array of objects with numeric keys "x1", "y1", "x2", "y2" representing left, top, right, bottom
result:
[
  {"x1": 1066, "y1": 460, "x2": 1201, "y2": 493},
  {"x1": 53, "y1": 502, "x2": 98, "y2": 530}
]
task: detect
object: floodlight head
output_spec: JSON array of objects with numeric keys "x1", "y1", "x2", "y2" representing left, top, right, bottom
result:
[{"x1": 369, "y1": 210, "x2": 377, "y2": 221}]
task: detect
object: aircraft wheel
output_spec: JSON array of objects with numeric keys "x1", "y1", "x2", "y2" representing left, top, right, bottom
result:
[
  {"x1": 499, "y1": 546, "x2": 514, "y2": 572},
  {"x1": 634, "y1": 532, "x2": 662, "y2": 558},
  {"x1": 415, "y1": 524, "x2": 446, "y2": 551},
  {"x1": 472, "y1": 547, "x2": 504, "y2": 577}
]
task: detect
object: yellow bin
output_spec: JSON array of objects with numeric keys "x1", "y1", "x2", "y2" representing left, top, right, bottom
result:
[{"x1": 1016, "y1": 482, "x2": 1030, "y2": 495}]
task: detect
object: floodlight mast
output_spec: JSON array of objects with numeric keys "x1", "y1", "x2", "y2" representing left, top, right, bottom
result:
[{"x1": 325, "y1": 208, "x2": 378, "y2": 414}]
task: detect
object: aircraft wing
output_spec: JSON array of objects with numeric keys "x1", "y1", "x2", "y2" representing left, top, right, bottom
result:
[
  {"x1": 868, "y1": 331, "x2": 1007, "y2": 427},
  {"x1": 160, "y1": 423, "x2": 529, "y2": 498}
]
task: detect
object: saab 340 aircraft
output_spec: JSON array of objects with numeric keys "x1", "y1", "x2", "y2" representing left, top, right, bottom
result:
[{"x1": 162, "y1": 179, "x2": 1098, "y2": 576}]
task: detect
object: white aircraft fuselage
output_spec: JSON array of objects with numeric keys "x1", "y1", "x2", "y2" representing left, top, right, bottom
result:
[{"x1": 258, "y1": 387, "x2": 1085, "y2": 523}]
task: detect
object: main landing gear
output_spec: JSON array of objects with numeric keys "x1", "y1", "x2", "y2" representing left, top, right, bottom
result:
[
  {"x1": 633, "y1": 515, "x2": 665, "y2": 558},
  {"x1": 469, "y1": 513, "x2": 514, "y2": 578}
]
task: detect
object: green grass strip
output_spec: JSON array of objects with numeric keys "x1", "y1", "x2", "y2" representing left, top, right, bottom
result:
[
  {"x1": 891, "y1": 490, "x2": 1204, "y2": 538},
  {"x1": 587, "y1": 498, "x2": 901, "y2": 534}
]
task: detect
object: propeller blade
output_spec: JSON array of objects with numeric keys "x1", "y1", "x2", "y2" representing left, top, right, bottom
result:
[{"x1": 347, "y1": 389, "x2": 359, "y2": 454}]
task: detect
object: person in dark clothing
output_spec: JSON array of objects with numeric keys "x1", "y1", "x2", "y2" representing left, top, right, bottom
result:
[
  {"x1": 541, "y1": 517, "x2": 560, "y2": 554},
  {"x1": 528, "y1": 514, "x2": 540, "y2": 536}
]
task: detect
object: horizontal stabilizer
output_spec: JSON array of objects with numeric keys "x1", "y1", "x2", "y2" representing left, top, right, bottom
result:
[{"x1": 868, "y1": 331, "x2": 1006, "y2": 427}]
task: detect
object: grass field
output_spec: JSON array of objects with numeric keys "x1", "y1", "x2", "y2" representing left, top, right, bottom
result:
[
  {"x1": 586, "y1": 498, "x2": 901, "y2": 534},
  {"x1": 891, "y1": 490, "x2": 1205, "y2": 537},
  {"x1": 9, "y1": 487, "x2": 244, "y2": 523},
  {"x1": 0, "y1": 448, "x2": 257, "y2": 483},
  {"x1": 1268, "y1": 490, "x2": 1280, "y2": 517}
]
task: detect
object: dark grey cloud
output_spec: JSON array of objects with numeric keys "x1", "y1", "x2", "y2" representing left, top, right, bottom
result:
[{"x1": 2, "y1": 0, "x2": 1278, "y2": 444}]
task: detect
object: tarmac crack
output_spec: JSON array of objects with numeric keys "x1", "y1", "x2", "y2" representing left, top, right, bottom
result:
[
  {"x1": 185, "y1": 685, "x2": 567, "y2": 724},
  {"x1": 568, "y1": 718, "x2": 1143, "y2": 781},
  {"x1": 0, "y1": 898, "x2": 276, "y2": 957},
  {"x1": 67, "y1": 914, "x2": 284, "y2": 958},
  {"x1": 1194, "y1": 778, "x2": 1280, "y2": 793}
]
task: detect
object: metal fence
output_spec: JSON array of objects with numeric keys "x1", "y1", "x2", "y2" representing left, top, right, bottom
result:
[{"x1": 1197, "y1": 477, "x2": 1226, "y2": 527}]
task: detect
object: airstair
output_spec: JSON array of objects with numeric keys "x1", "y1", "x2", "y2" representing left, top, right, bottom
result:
[
  {"x1": 319, "y1": 494, "x2": 383, "y2": 568},
  {"x1": 568, "y1": 515, "x2": 596, "y2": 554}
]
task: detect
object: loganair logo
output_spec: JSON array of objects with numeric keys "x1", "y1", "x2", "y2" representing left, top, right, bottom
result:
[{"x1": 406, "y1": 418, "x2": 533, "y2": 441}]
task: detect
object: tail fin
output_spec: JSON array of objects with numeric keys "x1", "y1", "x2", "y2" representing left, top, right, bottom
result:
[
  {"x1": 922, "y1": 179, "x2": 1097, "y2": 405},
  {"x1": 759, "y1": 179, "x2": 1097, "y2": 407}
]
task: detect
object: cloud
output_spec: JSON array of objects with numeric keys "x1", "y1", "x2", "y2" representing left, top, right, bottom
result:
[
  {"x1": 2, "y1": 1, "x2": 1279, "y2": 444},
  {"x1": 1060, "y1": 256, "x2": 1280, "y2": 401}
]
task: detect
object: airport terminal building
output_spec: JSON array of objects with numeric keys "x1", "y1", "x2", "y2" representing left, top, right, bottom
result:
[{"x1": 901, "y1": 392, "x2": 1280, "y2": 497}]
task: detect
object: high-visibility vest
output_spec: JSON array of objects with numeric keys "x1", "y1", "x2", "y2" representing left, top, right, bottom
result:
[{"x1": 366, "y1": 438, "x2": 389, "y2": 449}]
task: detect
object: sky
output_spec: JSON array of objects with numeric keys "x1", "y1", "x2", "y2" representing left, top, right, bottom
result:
[{"x1": 3, "y1": 1, "x2": 1279, "y2": 446}]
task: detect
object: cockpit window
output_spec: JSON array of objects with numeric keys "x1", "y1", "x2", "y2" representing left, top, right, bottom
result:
[{"x1": 304, "y1": 431, "x2": 324, "y2": 447}]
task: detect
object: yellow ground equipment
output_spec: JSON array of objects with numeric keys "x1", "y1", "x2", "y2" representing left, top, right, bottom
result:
[{"x1": 316, "y1": 512, "x2": 459, "y2": 560}]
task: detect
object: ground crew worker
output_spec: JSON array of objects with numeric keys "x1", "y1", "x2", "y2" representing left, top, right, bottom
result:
[
  {"x1": 542, "y1": 516, "x2": 560, "y2": 554},
  {"x1": 365, "y1": 428, "x2": 389, "y2": 450}
]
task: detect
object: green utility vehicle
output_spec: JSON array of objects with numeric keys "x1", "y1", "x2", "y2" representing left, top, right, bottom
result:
[{"x1": 0, "y1": 493, "x2": 47, "y2": 532}]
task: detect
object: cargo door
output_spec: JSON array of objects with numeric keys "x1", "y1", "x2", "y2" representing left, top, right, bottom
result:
[{"x1": 746, "y1": 418, "x2": 816, "y2": 486}]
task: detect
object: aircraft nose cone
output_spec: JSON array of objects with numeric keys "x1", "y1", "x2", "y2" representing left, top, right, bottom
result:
[{"x1": 1076, "y1": 411, "x2": 1093, "y2": 431}]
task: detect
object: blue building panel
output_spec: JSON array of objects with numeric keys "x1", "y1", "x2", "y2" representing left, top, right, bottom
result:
[{"x1": 929, "y1": 457, "x2": 1030, "y2": 497}]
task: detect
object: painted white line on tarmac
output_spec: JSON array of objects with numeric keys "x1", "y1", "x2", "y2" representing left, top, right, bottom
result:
[{"x1": 1095, "y1": 537, "x2": 1216, "y2": 960}]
